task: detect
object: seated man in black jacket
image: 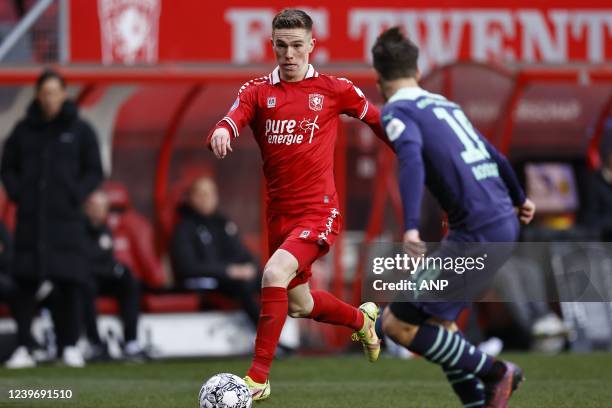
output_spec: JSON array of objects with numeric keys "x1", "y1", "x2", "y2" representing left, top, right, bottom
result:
[
  {"x1": 171, "y1": 176, "x2": 260, "y2": 328},
  {"x1": 83, "y1": 190, "x2": 145, "y2": 361}
]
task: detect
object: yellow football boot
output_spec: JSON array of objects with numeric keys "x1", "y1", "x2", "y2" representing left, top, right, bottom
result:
[{"x1": 351, "y1": 302, "x2": 381, "y2": 363}]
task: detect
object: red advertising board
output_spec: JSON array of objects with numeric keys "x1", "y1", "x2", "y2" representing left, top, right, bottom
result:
[{"x1": 70, "y1": 1, "x2": 611, "y2": 70}]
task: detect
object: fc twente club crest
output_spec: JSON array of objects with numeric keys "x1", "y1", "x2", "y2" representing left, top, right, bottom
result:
[
  {"x1": 98, "y1": 0, "x2": 161, "y2": 65},
  {"x1": 309, "y1": 93, "x2": 324, "y2": 111}
]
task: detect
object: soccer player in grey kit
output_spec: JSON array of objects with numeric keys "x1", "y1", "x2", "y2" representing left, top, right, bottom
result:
[{"x1": 372, "y1": 27, "x2": 536, "y2": 408}]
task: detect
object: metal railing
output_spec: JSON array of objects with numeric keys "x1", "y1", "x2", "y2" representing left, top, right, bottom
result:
[{"x1": 0, "y1": 0, "x2": 67, "y2": 63}]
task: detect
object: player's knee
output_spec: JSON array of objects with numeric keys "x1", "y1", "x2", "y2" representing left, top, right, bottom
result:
[
  {"x1": 288, "y1": 300, "x2": 311, "y2": 318},
  {"x1": 262, "y1": 261, "x2": 293, "y2": 287},
  {"x1": 381, "y1": 317, "x2": 400, "y2": 341},
  {"x1": 382, "y1": 310, "x2": 419, "y2": 347}
]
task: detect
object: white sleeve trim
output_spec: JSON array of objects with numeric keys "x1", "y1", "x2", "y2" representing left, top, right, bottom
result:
[
  {"x1": 221, "y1": 116, "x2": 239, "y2": 138},
  {"x1": 359, "y1": 101, "x2": 369, "y2": 120}
]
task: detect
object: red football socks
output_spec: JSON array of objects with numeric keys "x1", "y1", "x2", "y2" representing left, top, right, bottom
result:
[
  {"x1": 247, "y1": 286, "x2": 288, "y2": 383},
  {"x1": 247, "y1": 288, "x2": 364, "y2": 383},
  {"x1": 308, "y1": 290, "x2": 364, "y2": 331}
]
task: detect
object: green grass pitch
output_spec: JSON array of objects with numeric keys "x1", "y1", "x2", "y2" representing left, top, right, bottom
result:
[{"x1": 1, "y1": 353, "x2": 611, "y2": 407}]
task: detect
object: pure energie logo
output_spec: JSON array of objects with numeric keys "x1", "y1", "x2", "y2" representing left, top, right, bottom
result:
[{"x1": 265, "y1": 116, "x2": 319, "y2": 145}]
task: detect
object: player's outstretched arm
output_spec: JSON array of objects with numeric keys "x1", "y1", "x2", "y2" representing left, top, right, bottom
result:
[{"x1": 210, "y1": 127, "x2": 233, "y2": 159}]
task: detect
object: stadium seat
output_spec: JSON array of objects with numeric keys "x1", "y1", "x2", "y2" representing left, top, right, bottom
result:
[
  {"x1": 142, "y1": 293, "x2": 200, "y2": 313},
  {"x1": 199, "y1": 292, "x2": 241, "y2": 311},
  {"x1": 95, "y1": 297, "x2": 120, "y2": 315}
]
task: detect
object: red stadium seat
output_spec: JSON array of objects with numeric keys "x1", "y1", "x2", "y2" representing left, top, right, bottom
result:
[
  {"x1": 95, "y1": 297, "x2": 120, "y2": 315},
  {"x1": 96, "y1": 294, "x2": 203, "y2": 315},
  {"x1": 200, "y1": 292, "x2": 241, "y2": 311},
  {"x1": 142, "y1": 293, "x2": 200, "y2": 313}
]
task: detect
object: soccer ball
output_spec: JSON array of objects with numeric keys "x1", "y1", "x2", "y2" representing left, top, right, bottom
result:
[{"x1": 199, "y1": 373, "x2": 252, "y2": 408}]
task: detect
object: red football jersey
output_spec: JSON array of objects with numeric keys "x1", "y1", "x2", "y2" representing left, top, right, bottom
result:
[{"x1": 209, "y1": 64, "x2": 386, "y2": 213}]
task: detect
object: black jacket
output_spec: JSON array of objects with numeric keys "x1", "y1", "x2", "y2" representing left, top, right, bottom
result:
[
  {"x1": 170, "y1": 205, "x2": 255, "y2": 283},
  {"x1": 85, "y1": 221, "x2": 123, "y2": 279},
  {"x1": 0, "y1": 100, "x2": 103, "y2": 283}
]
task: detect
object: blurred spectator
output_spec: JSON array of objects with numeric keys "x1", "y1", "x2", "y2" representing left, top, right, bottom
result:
[
  {"x1": 583, "y1": 146, "x2": 612, "y2": 240},
  {"x1": 0, "y1": 69, "x2": 103, "y2": 367},
  {"x1": 82, "y1": 190, "x2": 145, "y2": 361},
  {"x1": 171, "y1": 176, "x2": 260, "y2": 328}
]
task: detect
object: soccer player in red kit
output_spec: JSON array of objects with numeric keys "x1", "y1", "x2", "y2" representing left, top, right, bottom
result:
[{"x1": 208, "y1": 9, "x2": 383, "y2": 401}]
